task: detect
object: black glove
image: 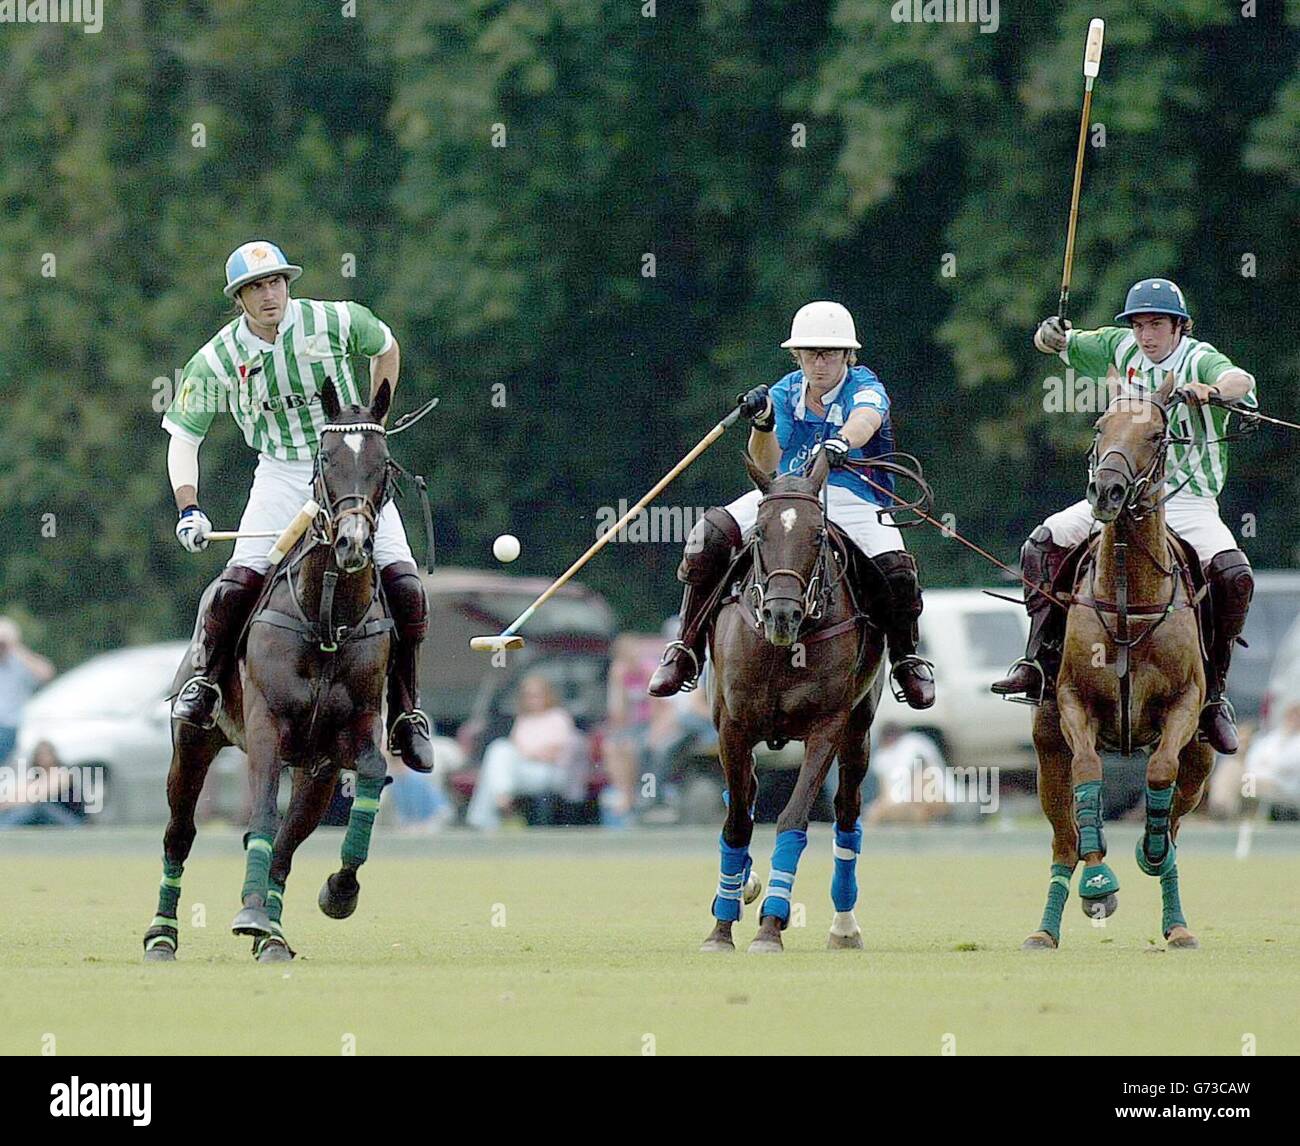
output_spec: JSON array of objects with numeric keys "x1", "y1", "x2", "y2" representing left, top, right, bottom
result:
[
  {"x1": 819, "y1": 434, "x2": 851, "y2": 468},
  {"x1": 737, "y1": 385, "x2": 774, "y2": 432}
]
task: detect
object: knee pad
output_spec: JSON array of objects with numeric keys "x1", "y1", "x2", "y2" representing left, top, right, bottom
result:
[
  {"x1": 678, "y1": 507, "x2": 742, "y2": 585},
  {"x1": 381, "y1": 562, "x2": 428, "y2": 641},
  {"x1": 1208, "y1": 549, "x2": 1253, "y2": 627}
]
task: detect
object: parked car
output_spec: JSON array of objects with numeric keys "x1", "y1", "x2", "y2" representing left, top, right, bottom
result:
[
  {"x1": 1236, "y1": 571, "x2": 1300, "y2": 727},
  {"x1": 13, "y1": 642, "x2": 245, "y2": 824}
]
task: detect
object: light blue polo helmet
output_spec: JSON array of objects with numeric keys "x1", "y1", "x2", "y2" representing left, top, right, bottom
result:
[
  {"x1": 223, "y1": 241, "x2": 303, "y2": 298},
  {"x1": 1115, "y1": 278, "x2": 1191, "y2": 323}
]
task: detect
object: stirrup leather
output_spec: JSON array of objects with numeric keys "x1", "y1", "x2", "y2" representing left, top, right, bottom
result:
[
  {"x1": 998, "y1": 658, "x2": 1047, "y2": 708},
  {"x1": 888, "y1": 654, "x2": 935, "y2": 704},
  {"x1": 388, "y1": 709, "x2": 433, "y2": 752},
  {"x1": 659, "y1": 640, "x2": 701, "y2": 693},
  {"x1": 173, "y1": 676, "x2": 222, "y2": 729}
]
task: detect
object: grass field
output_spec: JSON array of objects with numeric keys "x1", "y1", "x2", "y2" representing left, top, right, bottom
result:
[{"x1": 2, "y1": 824, "x2": 1297, "y2": 1055}]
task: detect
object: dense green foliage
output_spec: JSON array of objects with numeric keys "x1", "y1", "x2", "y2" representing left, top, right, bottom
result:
[{"x1": 2, "y1": 1, "x2": 1297, "y2": 664}]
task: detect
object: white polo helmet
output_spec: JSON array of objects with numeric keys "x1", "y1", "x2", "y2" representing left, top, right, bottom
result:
[
  {"x1": 223, "y1": 240, "x2": 302, "y2": 298},
  {"x1": 780, "y1": 300, "x2": 861, "y2": 349}
]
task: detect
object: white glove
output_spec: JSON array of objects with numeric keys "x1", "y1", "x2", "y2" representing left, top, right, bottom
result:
[
  {"x1": 817, "y1": 434, "x2": 852, "y2": 468},
  {"x1": 175, "y1": 507, "x2": 212, "y2": 553},
  {"x1": 1034, "y1": 315, "x2": 1071, "y2": 353}
]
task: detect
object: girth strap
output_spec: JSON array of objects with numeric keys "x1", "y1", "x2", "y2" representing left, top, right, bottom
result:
[{"x1": 252, "y1": 608, "x2": 395, "y2": 650}]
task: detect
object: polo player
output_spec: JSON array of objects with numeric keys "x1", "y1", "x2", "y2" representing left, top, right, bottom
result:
[
  {"x1": 648, "y1": 301, "x2": 936, "y2": 709},
  {"x1": 162, "y1": 241, "x2": 434, "y2": 772},
  {"x1": 992, "y1": 278, "x2": 1257, "y2": 754}
]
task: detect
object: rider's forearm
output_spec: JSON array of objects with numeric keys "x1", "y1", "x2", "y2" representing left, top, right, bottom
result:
[
  {"x1": 167, "y1": 435, "x2": 200, "y2": 511},
  {"x1": 839, "y1": 408, "x2": 882, "y2": 450},
  {"x1": 1209, "y1": 370, "x2": 1254, "y2": 403},
  {"x1": 749, "y1": 427, "x2": 781, "y2": 472},
  {"x1": 370, "y1": 339, "x2": 400, "y2": 402}
]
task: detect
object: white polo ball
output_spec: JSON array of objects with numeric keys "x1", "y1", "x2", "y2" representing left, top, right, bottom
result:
[{"x1": 493, "y1": 533, "x2": 521, "y2": 563}]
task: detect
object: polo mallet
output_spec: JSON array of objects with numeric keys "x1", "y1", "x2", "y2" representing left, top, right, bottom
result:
[
  {"x1": 469, "y1": 407, "x2": 742, "y2": 652},
  {"x1": 206, "y1": 497, "x2": 321, "y2": 566},
  {"x1": 1058, "y1": 18, "x2": 1105, "y2": 324}
]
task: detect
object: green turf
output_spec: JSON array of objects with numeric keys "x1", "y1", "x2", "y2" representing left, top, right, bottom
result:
[{"x1": 2, "y1": 828, "x2": 1298, "y2": 1055}]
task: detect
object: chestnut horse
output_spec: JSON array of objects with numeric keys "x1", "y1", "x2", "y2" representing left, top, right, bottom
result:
[
  {"x1": 1025, "y1": 374, "x2": 1210, "y2": 950},
  {"x1": 700, "y1": 450, "x2": 888, "y2": 955}
]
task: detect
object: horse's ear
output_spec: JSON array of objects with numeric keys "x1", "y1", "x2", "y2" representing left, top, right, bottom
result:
[
  {"x1": 808, "y1": 447, "x2": 831, "y2": 491},
  {"x1": 321, "y1": 378, "x2": 341, "y2": 422},
  {"x1": 743, "y1": 451, "x2": 772, "y2": 495},
  {"x1": 1156, "y1": 372, "x2": 1178, "y2": 405},
  {"x1": 370, "y1": 377, "x2": 392, "y2": 425}
]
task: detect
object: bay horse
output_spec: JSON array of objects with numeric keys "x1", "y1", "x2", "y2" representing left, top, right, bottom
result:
[
  {"x1": 700, "y1": 449, "x2": 888, "y2": 955},
  {"x1": 144, "y1": 379, "x2": 400, "y2": 962},
  {"x1": 1024, "y1": 373, "x2": 1210, "y2": 950}
]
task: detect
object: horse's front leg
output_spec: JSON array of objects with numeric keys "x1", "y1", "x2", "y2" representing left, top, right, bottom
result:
[
  {"x1": 1056, "y1": 685, "x2": 1120, "y2": 919},
  {"x1": 1023, "y1": 700, "x2": 1079, "y2": 950},
  {"x1": 1148, "y1": 731, "x2": 1213, "y2": 950},
  {"x1": 231, "y1": 695, "x2": 283, "y2": 939},
  {"x1": 749, "y1": 714, "x2": 849, "y2": 955},
  {"x1": 826, "y1": 699, "x2": 874, "y2": 951},
  {"x1": 700, "y1": 712, "x2": 760, "y2": 953},
  {"x1": 319, "y1": 737, "x2": 388, "y2": 922},
  {"x1": 254, "y1": 765, "x2": 338, "y2": 962}
]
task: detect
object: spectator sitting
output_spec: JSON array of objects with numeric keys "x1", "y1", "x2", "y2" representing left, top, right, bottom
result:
[
  {"x1": 386, "y1": 746, "x2": 456, "y2": 832},
  {"x1": 865, "y1": 722, "x2": 949, "y2": 824},
  {"x1": 0, "y1": 617, "x2": 55, "y2": 765},
  {"x1": 0, "y1": 740, "x2": 85, "y2": 829},
  {"x1": 1243, "y1": 703, "x2": 1300, "y2": 814},
  {"x1": 466, "y1": 674, "x2": 577, "y2": 830},
  {"x1": 602, "y1": 635, "x2": 664, "y2": 824},
  {"x1": 644, "y1": 669, "x2": 718, "y2": 810}
]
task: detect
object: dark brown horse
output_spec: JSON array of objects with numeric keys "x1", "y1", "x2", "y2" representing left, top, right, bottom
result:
[
  {"x1": 700, "y1": 450, "x2": 888, "y2": 955},
  {"x1": 143, "y1": 380, "x2": 400, "y2": 962},
  {"x1": 1025, "y1": 374, "x2": 1209, "y2": 950}
]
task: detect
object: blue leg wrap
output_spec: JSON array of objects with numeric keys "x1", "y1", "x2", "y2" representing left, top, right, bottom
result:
[
  {"x1": 760, "y1": 829, "x2": 808, "y2": 925},
  {"x1": 711, "y1": 835, "x2": 753, "y2": 923},
  {"x1": 1074, "y1": 780, "x2": 1106, "y2": 857},
  {"x1": 831, "y1": 823, "x2": 862, "y2": 912}
]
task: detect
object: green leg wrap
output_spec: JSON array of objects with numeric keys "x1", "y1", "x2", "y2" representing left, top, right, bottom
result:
[
  {"x1": 1038, "y1": 862, "x2": 1074, "y2": 941},
  {"x1": 241, "y1": 833, "x2": 274, "y2": 903},
  {"x1": 267, "y1": 880, "x2": 285, "y2": 925},
  {"x1": 341, "y1": 775, "x2": 385, "y2": 870},
  {"x1": 1136, "y1": 784, "x2": 1177, "y2": 876},
  {"x1": 155, "y1": 858, "x2": 183, "y2": 918},
  {"x1": 1073, "y1": 780, "x2": 1106, "y2": 857},
  {"x1": 1160, "y1": 865, "x2": 1187, "y2": 936}
]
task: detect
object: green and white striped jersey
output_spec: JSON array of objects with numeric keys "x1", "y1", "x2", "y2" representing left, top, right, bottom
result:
[
  {"x1": 162, "y1": 298, "x2": 394, "y2": 462},
  {"x1": 1061, "y1": 326, "x2": 1257, "y2": 498}
]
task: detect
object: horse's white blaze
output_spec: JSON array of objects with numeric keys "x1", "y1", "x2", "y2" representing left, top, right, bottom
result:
[
  {"x1": 344, "y1": 432, "x2": 363, "y2": 455},
  {"x1": 830, "y1": 910, "x2": 860, "y2": 938},
  {"x1": 780, "y1": 507, "x2": 797, "y2": 533}
]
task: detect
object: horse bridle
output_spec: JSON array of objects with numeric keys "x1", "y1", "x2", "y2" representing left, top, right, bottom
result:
[
  {"x1": 313, "y1": 420, "x2": 393, "y2": 549},
  {"x1": 1087, "y1": 392, "x2": 1192, "y2": 520},
  {"x1": 746, "y1": 489, "x2": 833, "y2": 625}
]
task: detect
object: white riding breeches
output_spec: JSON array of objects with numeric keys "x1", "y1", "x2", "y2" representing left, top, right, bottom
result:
[
  {"x1": 228, "y1": 454, "x2": 415, "y2": 573},
  {"x1": 1042, "y1": 491, "x2": 1238, "y2": 565},
  {"x1": 724, "y1": 485, "x2": 905, "y2": 557}
]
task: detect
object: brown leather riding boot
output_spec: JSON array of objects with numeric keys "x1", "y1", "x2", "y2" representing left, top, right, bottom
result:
[
  {"x1": 991, "y1": 526, "x2": 1070, "y2": 701},
  {"x1": 1199, "y1": 550, "x2": 1253, "y2": 755},
  {"x1": 173, "y1": 565, "x2": 266, "y2": 728},
  {"x1": 648, "y1": 508, "x2": 742, "y2": 697},
  {"x1": 870, "y1": 550, "x2": 936, "y2": 710},
  {"x1": 381, "y1": 561, "x2": 435, "y2": 773}
]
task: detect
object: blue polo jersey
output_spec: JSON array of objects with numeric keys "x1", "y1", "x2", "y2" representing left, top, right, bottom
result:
[{"x1": 770, "y1": 364, "x2": 897, "y2": 505}]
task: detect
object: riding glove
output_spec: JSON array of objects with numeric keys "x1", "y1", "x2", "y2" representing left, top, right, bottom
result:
[
  {"x1": 1034, "y1": 315, "x2": 1072, "y2": 354},
  {"x1": 737, "y1": 385, "x2": 775, "y2": 432},
  {"x1": 176, "y1": 506, "x2": 212, "y2": 553}
]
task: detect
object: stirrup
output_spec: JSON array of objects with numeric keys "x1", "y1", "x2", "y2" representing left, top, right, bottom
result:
[
  {"x1": 997, "y1": 658, "x2": 1047, "y2": 708},
  {"x1": 888, "y1": 654, "x2": 935, "y2": 704},
  {"x1": 388, "y1": 709, "x2": 433, "y2": 752},
  {"x1": 173, "y1": 676, "x2": 222, "y2": 729},
  {"x1": 659, "y1": 640, "x2": 701, "y2": 693}
]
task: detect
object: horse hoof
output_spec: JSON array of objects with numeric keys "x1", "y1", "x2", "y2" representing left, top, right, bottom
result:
[
  {"x1": 1166, "y1": 928, "x2": 1199, "y2": 950},
  {"x1": 699, "y1": 937, "x2": 736, "y2": 953},
  {"x1": 826, "y1": 930, "x2": 863, "y2": 950},
  {"x1": 1022, "y1": 931, "x2": 1058, "y2": 950},
  {"x1": 142, "y1": 944, "x2": 176, "y2": 963},
  {"x1": 747, "y1": 935, "x2": 784, "y2": 955},
  {"x1": 318, "y1": 872, "x2": 359, "y2": 920},
  {"x1": 742, "y1": 874, "x2": 762, "y2": 905},
  {"x1": 256, "y1": 939, "x2": 294, "y2": 963},
  {"x1": 231, "y1": 906, "x2": 273, "y2": 936},
  {"x1": 1081, "y1": 893, "x2": 1118, "y2": 920}
]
